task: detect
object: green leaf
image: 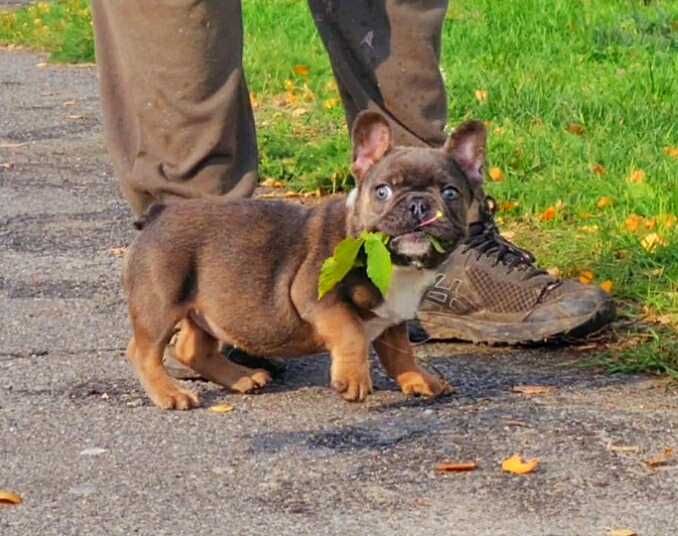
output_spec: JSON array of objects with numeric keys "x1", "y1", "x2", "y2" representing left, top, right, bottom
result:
[
  {"x1": 427, "y1": 235, "x2": 446, "y2": 254},
  {"x1": 364, "y1": 233, "x2": 393, "y2": 297},
  {"x1": 317, "y1": 236, "x2": 364, "y2": 298}
]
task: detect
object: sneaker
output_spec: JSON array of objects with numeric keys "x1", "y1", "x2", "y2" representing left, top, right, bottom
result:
[{"x1": 414, "y1": 196, "x2": 615, "y2": 344}]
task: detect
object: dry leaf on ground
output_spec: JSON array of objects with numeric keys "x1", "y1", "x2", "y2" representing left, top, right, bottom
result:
[
  {"x1": 579, "y1": 270, "x2": 594, "y2": 285},
  {"x1": 474, "y1": 89, "x2": 488, "y2": 103},
  {"x1": 624, "y1": 214, "x2": 643, "y2": 233},
  {"x1": 0, "y1": 490, "x2": 23, "y2": 505},
  {"x1": 499, "y1": 201, "x2": 519, "y2": 212},
  {"x1": 606, "y1": 443, "x2": 640, "y2": 453},
  {"x1": 323, "y1": 98, "x2": 339, "y2": 110},
  {"x1": 546, "y1": 266, "x2": 561, "y2": 278},
  {"x1": 628, "y1": 169, "x2": 646, "y2": 183},
  {"x1": 600, "y1": 280, "x2": 614, "y2": 294},
  {"x1": 566, "y1": 122, "x2": 585, "y2": 135},
  {"x1": 540, "y1": 206, "x2": 557, "y2": 222},
  {"x1": 641, "y1": 233, "x2": 667, "y2": 253},
  {"x1": 502, "y1": 454, "x2": 539, "y2": 475},
  {"x1": 109, "y1": 246, "x2": 127, "y2": 257},
  {"x1": 261, "y1": 178, "x2": 285, "y2": 189},
  {"x1": 489, "y1": 167, "x2": 505, "y2": 182},
  {"x1": 208, "y1": 403, "x2": 235, "y2": 414},
  {"x1": 645, "y1": 448, "x2": 673, "y2": 468},
  {"x1": 591, "y1": 163, "x2": 606, "y2": 176},
  {"x1": 435, "y1": 462, "x2": 478, "y2": 473},
  {"x1": 607, "y1": 529, "x2": 637, "y2": 536},
  {"x1": 596, "y1": 196, "x2": 613, "y2": 209},
  {"x1": 511, "y1": 385, "x2": 554, "y2": 396},
  {"x1": 292, "y1": 64, "x2": 310, "y2": 77},
  {"x1": 257, "y1": 191, "x2": 303, "y2": 199},
  {"x1": 664, "y1": 147, "x2": 678, "y2": 159}
]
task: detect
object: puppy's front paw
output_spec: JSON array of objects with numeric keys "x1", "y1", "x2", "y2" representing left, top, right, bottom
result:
[
  {"x1": 398, "y1": 369, "x2": 452, "y2": 398},
  {"x1": 331, "y1": 365, "x2": 373, "y2": 402}
]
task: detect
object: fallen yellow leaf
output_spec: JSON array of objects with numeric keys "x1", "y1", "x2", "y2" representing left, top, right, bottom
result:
[
  {"x1": 579, "y1": 270, "x2": 595, "y2": 285},
  {"x1": 645, "y1": 447, "x2": 673, "y2": 468},
  {"x1": 546, "y1": 266, "x2": 561, "y2": 278},
  {"x1": 596, "y1": 196, "x2": 613, "y2": 209},
  {"x1": 664, "y1": 147, "x2": 678, "y2": 159},
  {"x1": 435, "y1": 461, "x2": 478, "y2": 473},
  {"x1": 591, "y1": 163, "x2": 606, "y2": 176},
  {"x1": 539, "y1": 206, "x2": 557, "y2": 222},
  {"x1": 579, "y1": 225, "x2": 599, "y2": 234},
  {"x1": 600, "y1": 280, "x2": 614, "y2": 294},
  {"x1": 641, "y1": 232, "x2": 667, "y2": 253},
  {"x1": 208, "y1": 403, "x2": 235, "y2": 414},
  {"x1": 566, "y1": 122, "x2": 585, "y2": 136},
  {"x1": 324, "y1": 79, "x2": 338, "y2": 93},
  {"x1": 659, "y1": 214, "x2": 676, "y2": 229},
  {"x1": 292, "y1": 64, "x2": 310, "y2": 77},
  {"x1": 0, "y1": 490, "x2": 22, "y2": 505},
  {"x1": 323, "y1": 98, "x2": 340, "y2": 110},
  {"x1": 489, "y1": 167, "x2": 505, "y2": 182},
  {"x1": 474, "y1": 89, "x2": 488, "y2": 103},
  {"x1": 261, "y1": 178, "x2": 285, "y2": 189},
  {"x1": 499, "y1": 201, "x2": 519, "y2": 212},
  {"x1": 512, "y1": 385, "x2": 554, "y2": 396},
  {"x1": 624, "y1": 214, "x2": 643, "y2": 233},
  {"x1": 501, "y1": 454, "x2": 539, "y2": 475},
  {"x1": 109, "y1": 246, "x2": 127, "y2": 257},
  {"x1": 291, "y1": 107, "x2": 308, "y2": 117},
  {"x1": 608, "y1": 529, "x2": 638, "y2": 536},
  {"x1": 628, "y1": 169, "x2": 646, "y2": 183}
]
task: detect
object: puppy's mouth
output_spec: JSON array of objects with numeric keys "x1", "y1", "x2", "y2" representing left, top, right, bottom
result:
[
  {"x1": 387, "y1": 227, "x2": 460, "y2": 269},
  {"x1": 389, "y1": 230, "x2": 431, "y2": 258}
]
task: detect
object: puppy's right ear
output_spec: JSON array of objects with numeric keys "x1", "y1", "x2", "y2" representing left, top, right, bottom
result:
[{"x1": 351, "y1": 111, "x2": 393, "y2": 181}]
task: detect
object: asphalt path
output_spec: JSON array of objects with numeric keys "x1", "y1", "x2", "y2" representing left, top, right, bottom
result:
[{"x1": 1, "y1": 48, "x2": 677, "y2": 536}]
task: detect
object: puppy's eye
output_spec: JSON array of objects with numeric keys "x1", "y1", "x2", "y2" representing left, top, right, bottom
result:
[
  {"x1": 441, "y1": 185, "x2": 459, "y2": 201},
  {"x1": 375, "y1": 184, "x2": 393, "y2": 201}
]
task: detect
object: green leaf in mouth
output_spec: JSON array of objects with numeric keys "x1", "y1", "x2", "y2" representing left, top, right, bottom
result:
[
  {"x1": 427, "y1": 234, "x2": 446, "y2": 254},
  {"x1": 317, "y1": 231, "x2": 392, "y2": 299}
]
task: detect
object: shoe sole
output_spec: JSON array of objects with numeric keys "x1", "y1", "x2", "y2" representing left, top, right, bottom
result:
[{"x1": 417, "y1": 300, "x2": 616, "y2": 345}]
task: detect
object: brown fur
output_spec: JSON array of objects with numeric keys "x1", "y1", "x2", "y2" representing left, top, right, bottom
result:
[{"x1": 123, "y1": 111, "x2": 486, "y2": 409}]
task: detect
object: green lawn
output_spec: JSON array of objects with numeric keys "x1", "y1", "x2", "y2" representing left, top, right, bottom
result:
[{"x1": 1, "y1": 0, "x2": 677, "y2": 373}]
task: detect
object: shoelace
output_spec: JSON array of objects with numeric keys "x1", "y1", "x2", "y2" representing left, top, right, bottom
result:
[{"x1": 461, "y1": 197, "x2": 548, "y2": 280}]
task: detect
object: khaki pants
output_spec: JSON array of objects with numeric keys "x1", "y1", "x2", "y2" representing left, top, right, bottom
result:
[{"x1": 92, "y1": 0, "x2": 449, "y2": 216}]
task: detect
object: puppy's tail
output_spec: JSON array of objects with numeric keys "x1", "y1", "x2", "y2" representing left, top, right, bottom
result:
[{"x1": 133, "y1": 203, "x2": 166, "y2": 230}]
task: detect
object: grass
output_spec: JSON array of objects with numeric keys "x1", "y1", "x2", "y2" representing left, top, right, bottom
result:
[{"x1": 1, "y1": 0, "x2": 677, "y2": 373}]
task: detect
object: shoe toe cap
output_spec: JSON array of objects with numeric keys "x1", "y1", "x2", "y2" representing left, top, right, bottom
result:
[{"x1": 526, "y1": 280, "x2": 615, "y2": 325}]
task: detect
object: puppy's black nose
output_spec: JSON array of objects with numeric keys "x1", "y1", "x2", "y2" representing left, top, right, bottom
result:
[{"x1": 408, "y1": 197, "x2": 431, "y2": 221}]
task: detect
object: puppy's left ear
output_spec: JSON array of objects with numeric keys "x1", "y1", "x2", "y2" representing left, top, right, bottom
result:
[
  {"x1": 351, "y1": 111, "x2": 393, "y2": 181},
  {"x1": 444, "y1": 120, "x2": 487, "y2": 186}
]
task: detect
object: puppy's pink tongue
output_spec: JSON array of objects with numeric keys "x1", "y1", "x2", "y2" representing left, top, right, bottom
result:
[{"x1": 417, "y1": 211, "x2": 442, "y2": 229}]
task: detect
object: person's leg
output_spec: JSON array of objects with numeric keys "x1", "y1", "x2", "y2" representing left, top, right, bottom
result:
[
  {"x1": 91, "y1": 0, "x2": 257, "y2": 217},
  {"x1": 310, "y1": 0, "x2": 614, "y2": 343},
  {"x1": 308, "y1": 0, "x2": 448, "y2": 148}
]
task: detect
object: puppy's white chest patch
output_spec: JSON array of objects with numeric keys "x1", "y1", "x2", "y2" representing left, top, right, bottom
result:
[{"x1": 364, "y1": 266, "x2": 436, "y2": 342}]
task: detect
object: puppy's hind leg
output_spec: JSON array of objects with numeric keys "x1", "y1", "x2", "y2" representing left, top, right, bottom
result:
[
  {"x1": 173, "y1": 316, "x2": 271, "y2": 394},
  {"x1": 127, "y1": 320, "x2": 200, "y2": 410}
]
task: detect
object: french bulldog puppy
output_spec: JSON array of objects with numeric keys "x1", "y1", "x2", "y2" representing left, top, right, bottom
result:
[{"x1": 123, "y1": 111, "x2": 487, "y2": 409}]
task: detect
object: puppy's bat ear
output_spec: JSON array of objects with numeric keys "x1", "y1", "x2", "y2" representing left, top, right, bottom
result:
[
  {"x1": 351, "y1": 111, "x2": 393, "y2": 181},
  {"x1": 444, "y1": 120, "x2": 487, "y2": 186}
]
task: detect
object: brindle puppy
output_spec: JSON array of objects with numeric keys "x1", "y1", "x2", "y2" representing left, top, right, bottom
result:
[{"x1": 124, "y1": 111, "x2": 486, "y2": 409}]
